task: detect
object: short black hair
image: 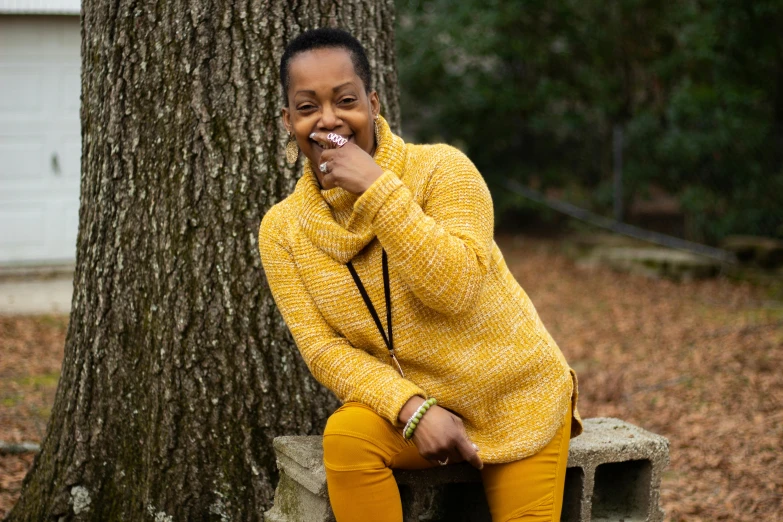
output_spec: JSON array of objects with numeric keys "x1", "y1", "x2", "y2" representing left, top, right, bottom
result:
[{"x1": 280, "y1": 28, "x2": 372, "y2": 106}]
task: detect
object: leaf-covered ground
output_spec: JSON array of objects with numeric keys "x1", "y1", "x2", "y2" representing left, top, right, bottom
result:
[
  {"x1": 1, "y1": 236, "x2": 781, "y2": 520},
  {"x1": 0, "y1": 314, "x2": 67, "y2": 517}
]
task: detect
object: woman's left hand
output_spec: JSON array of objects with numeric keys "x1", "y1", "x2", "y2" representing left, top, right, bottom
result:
[
  {"x1": 411, "y1": 405, "x2": 483, "y2": 469},
  {"x1": 398, "y1": 397, "x2": 483, "y2": 469},
  {"x1": 310, "y1": 132, "x2": 384, "y2": 194}
]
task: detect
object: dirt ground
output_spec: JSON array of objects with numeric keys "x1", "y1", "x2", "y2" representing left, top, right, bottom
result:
[{"x1": 1, "y1": 236, "x2": 781, "y2": 520}]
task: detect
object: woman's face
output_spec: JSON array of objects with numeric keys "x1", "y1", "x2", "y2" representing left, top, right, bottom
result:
[{"x1": 282, "y1": 48, "x2": 379, "y2": 180}]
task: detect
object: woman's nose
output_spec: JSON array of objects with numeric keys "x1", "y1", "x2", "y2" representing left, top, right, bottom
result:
[{"x1": 319, "y1": 105, "x2": 341, "y2": 129}]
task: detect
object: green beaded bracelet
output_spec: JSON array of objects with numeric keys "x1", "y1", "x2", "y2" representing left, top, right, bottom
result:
[{"x1": 403, "y1": 397, "x2": 437, "y2": 440}]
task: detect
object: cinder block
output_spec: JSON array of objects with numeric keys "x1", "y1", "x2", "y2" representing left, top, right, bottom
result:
[
  {"x1": 565, "y1": 418, "x2": 669, "y2": 522},
  {"x1": 264, "y1": 418, "x2": 669, "y2": 522}
]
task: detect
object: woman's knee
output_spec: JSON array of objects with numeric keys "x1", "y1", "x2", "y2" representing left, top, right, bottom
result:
[{"x1": 323, "y1": 402, "x2": 402, "y2": 471}]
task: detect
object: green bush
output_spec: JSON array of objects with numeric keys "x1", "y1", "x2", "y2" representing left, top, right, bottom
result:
[{"x1": 396, "y1": 0, "x2": 783, "y2": 242}]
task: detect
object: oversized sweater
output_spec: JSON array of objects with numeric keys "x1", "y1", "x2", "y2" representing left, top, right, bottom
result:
[{"x1": 258, "y1": 116, "x2": 582, "y2": 463}]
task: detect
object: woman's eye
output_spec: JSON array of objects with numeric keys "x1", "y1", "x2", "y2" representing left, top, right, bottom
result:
[
  {"x1": 297, "y1": 104, "x2": 316, "y2": 112},
  {"x1": 339, "y1": 98, "x2": 357, "y2": 105}
]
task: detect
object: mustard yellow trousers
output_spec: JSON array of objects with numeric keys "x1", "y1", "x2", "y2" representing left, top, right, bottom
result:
[{"x1": 323, "y1": 402, "x2": 572, "y2": 522}]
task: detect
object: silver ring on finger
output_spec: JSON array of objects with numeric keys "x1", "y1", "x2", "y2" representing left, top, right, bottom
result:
[
  {"x1": 319, "y1": 161, "x2": 328, "y2": 173},
  {"x1": 437, "y1": 458, "x2": 449, "y2": 466}
]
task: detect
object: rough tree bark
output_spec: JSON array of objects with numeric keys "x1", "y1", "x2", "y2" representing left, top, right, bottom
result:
[{"x1": 8, "y1": 1, "x2": 399, "y2": 520}]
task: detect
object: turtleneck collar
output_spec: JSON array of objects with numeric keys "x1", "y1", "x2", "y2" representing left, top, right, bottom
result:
[{"x1": 295, "y1": 115, "x2": 406, "y2": 263}]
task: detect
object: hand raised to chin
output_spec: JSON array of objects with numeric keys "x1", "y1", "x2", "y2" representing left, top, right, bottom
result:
[{"x1": 310, "y1": 132, "x2": 384, "y2": 194}]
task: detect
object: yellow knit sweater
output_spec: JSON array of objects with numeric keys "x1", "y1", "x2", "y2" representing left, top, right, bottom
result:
[{"x1": 258, "y1": 116, "x2": 582, "y2": 463}]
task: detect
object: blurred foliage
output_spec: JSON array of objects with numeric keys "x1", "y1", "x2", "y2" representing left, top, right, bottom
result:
[{"x1": 396, "y1": 0, "x2": 783, "y2": 243}]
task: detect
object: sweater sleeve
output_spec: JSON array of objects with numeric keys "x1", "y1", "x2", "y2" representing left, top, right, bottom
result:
[
  {"x1": 258, "y1": 206, "x2": 427, "y2": 425},
  {"x1": 353, "y1": 146, "x2": 494, "y2": 316}
]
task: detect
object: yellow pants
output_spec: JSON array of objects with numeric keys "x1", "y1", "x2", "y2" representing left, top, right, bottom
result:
[{"x1": 323, "y1": 403, "x2": 572, "y2": 522}]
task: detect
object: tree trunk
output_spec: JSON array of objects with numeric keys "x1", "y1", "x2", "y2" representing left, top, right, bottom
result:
[{"x1": 7, "y1": 1, "x2": 398, "y2": 520}]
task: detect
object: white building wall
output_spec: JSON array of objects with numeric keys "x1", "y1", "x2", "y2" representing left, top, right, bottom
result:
[
  {"x1": 0, "y1": 1, "x2": 80, "y2": 14},
  {"x1": 0, "y1": 15, "x2": 81, "y2": 265}
]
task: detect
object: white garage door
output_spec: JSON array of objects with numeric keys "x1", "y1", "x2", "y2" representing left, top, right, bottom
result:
[{"x1": 0, "y1": 15, "x2": 80, "y2": 265}]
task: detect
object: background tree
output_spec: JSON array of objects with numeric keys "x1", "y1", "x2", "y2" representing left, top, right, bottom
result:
[{"x1": 8, "y1": 1, "x2": 399, "y2": 520}]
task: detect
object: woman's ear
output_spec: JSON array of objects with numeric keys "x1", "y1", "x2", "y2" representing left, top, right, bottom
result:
[
  {"x1": 281, "y1": 107, "x2": 291, "y2": 133},
  {"x1": 369, "y1": 91, "x2": 380, "y2": 118}
]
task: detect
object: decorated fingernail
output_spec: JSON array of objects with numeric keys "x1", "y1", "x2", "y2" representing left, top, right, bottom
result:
[
  {"x1": 326, "y1": 132, "x2": 348, "y2": 147},
  {"x1": 309, "y1": 132, "x2": 316, "y2": 139}
]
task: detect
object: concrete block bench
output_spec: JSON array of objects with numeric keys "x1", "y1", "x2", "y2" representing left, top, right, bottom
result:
[{"x1": 264, "y1": 418, "x2": 669, "y2": 522}]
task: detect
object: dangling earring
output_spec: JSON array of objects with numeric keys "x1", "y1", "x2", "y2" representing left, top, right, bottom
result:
[
  {"x1": 286, "y1": 132, "x2": 299, "y2": 164},
  {"x1": 374, "y1": 114, "x2": 381, "y2": 146}
]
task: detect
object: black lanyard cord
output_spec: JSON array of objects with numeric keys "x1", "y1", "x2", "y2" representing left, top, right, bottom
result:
[{"x1": 346, "y1": 250, "x2": 403, "y2": 376}]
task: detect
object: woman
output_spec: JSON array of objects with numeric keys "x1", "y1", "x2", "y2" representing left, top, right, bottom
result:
[{"x1": 259, "y1": 28, "x2": 582, "y2": 522}]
